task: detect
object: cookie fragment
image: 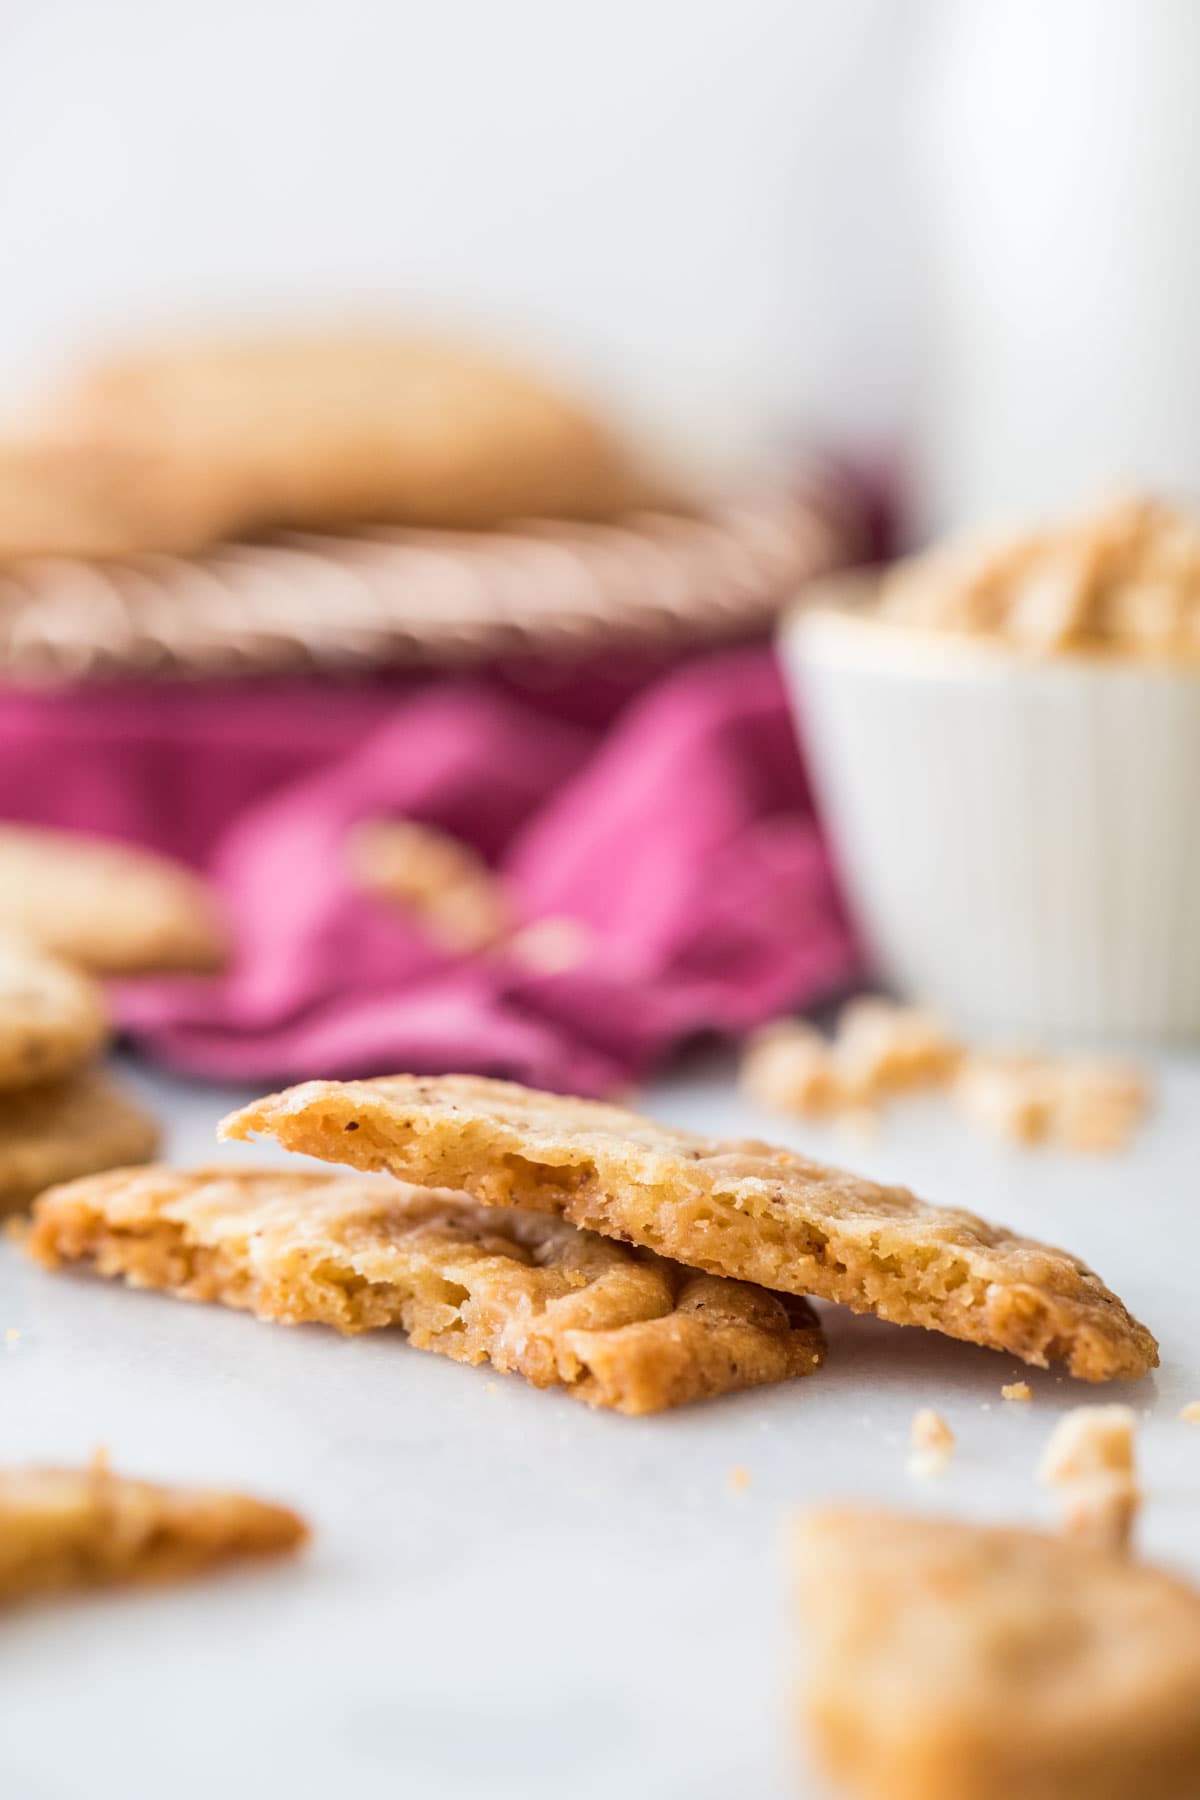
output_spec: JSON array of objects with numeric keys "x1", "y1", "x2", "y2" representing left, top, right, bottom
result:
[
  {"x1": 741, "y1": 1000, "x2": 959, "y2": 1120},
  {"x1": 347, "y1": 817, "x2": 510, "y2": 954},
  {"x1": 221, "y1": 1074, "x2": 1159, "y2": 1381},
  {"x1": 1040, "y1": 1404, "x2": 1141, "y2": 1553},
  {"x1": 954, "y1": 1052, "x2": 1149, "y2": 1152},
  {"x1": 0, "y1": 1458, "x2": 306, "y2": 1604},
  {"x1": 0, "y1": 933, "x2": 108, "y2": 1090},
  {"x1": 794, "y1": 1507, "x2": 1200, "y2": 1800},
  {"x1": 0, "y1": 1069, "x2": 159, "y2": 1213},
  {"x1": 0, "y1": 824, "x2": 226, "y2": 975},
  {"x1": 908, "y1": 1408, "x2": 955, "y2": 1477},
  {"x1": 27, "y1": 1166, "x2": 825, "y2": 1414}
]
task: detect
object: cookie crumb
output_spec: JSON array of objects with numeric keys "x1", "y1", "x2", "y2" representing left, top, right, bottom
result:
[
  {"x1": 1002, "y1": 1381, "x2": 1033, "y2": 1402},
  {"x1": 739, "y1": 1020, "x2": 838, "y2": 1117},
  {"x1": 4, "y1": 1327, "x2": 18, "y2": 1347},
  {"x1": 740, "y1": 1001, "x2": 959, "y2": 1123},
  {"x1": 347, "y1": 817, "x2": 509, "y2": 954},
  {"x1": 1179, "y1": 1401, "x2": 1200, "y2": 1423},
  {"x1": 953, "y1": 1051, "x2": 1149, "y2": 1153},
  {"x1": 728, "y1": 1465, "x2": 751, "y2": 1494},
  {"x1": 1039, "y1": 1405, "x2": 1136, "y2": 1483},
  {"x1": 1040, "y1": 1405, "x2": 1140, "y2": 1553},
  {"x1": 908, "y1": 1408, "x2": 955, "y2": 1477},
  {"x1": 1058, "y1": 1473, "x2": 1142, "y2": 1554}
]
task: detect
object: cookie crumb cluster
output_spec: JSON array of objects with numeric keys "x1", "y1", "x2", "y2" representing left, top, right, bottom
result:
[
  {"x1": 1180, "y1": 1401, "x2": 1200, "y2": 1423},
  {"x1": 878, "y1": 492, "x2": 1200, "y2": 656},
  {"x1": 1001, "y1": 1381, "x2": 1033, "y2": 1402},
  {"x1": 741, "y1": 999, "x2": 958, "y2": 1120},
  {"x1": 741, "y1": 1000, "x2": 1149, "y2": 1154},
  {"x1": 953, "y1": 1052, "x2": 1149, "y2": 1152},
  {"x1": 908, "y1": 1408, "x2": 955, "y2": 1477},
  {"x1": 1039, "y1": 1405, "x2": 1140, "y2": 1553}
]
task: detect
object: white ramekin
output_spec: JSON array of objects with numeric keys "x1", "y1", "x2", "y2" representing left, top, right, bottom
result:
[{"x1": 780, "y1": 591, "x2": 1200, "y2": 1043}]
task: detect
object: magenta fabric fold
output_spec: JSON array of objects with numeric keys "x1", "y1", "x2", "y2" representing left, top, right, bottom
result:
[{"x1": 0, "y1": 649, "x2": 858, "y2": 1095}]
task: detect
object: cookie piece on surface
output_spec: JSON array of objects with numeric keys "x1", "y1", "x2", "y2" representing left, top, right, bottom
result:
[
  {"x1": 0, "y1": 933, "x2": 108, "y2": 1090},
  {"x1": 27, "y1": 1166, "x2": 825, "y2": 1414},
  {"x1": 0, "y1": 824, "x2": 226, "y2": 975},
  {"x1": 0, "y1": 1459, "x2": 306, "y2": 1604},
  {"x1": 220, "y1": 1074, "x2": 1157, "y2": 1382},
  {"x1": 793, "y1": 1508, "x2": 1200, "y2": 1800},
  {"x1": 0, "y1": 1070, "x2": 159, "y2": 1212}
]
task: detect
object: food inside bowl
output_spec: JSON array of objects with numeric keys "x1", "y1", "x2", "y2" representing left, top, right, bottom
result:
[{"x1": 879, "y1": 493, "x2": 1200, "y2": 656}]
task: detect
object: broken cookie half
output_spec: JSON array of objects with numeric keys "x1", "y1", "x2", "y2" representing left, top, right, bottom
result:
[
  {"x1": 0, "y1": 1457, "x2": 306, "y2": 1605},
  {"x1": 794, "y1": 1507, "x2": 1200, "y2": 1800},
  {"x1": 27, "y1": 1166, "x2": 825, "y2": 1415},
  {"x1": 220, "y1": 1074, "x2": 1157, "y2": 1382}
]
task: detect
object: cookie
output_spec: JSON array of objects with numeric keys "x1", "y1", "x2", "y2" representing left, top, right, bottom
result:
[
  {"x1": 0, "y1": 933, "x2": 108, "y2": 1090},
  {"x1": 0, "y1": 824, "x2": 226, "y2": 975},
  {"x1": 0, "y1": 1459, "x2": 306, "y2": 1603},
  {"x1": 220, "y1": 1074, "x2": 1158, "y2": 1381},
  {"x1": 27, "y1": 1166, "x2": 825, "y2": 1414},
  {"x1": 0, "y1": 1069, "x2": 159, "y2": 1212},
  {"x1": 793, "y1": 1507, "x2": 1200, "y2": 1800},
  {"x1": 0, "y1": 439, "x2": 240, "y2": 563},
  {"x1": 57, "y1": 332, "x2": 676, "y2": 540}
]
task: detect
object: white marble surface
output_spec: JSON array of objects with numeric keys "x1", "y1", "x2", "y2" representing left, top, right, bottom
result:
[{"x1": 3, "y1": 1050, "x2": 1198, "y2": 1800}]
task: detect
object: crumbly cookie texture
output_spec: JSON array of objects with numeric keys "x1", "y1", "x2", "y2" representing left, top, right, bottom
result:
[
  {"x1": 27, "y1": 1166, "x2": 824, "y2": 1415},
  {"x1": 1040, "y1": 1404, "x2": 1141, "y2": 1552},
  {"x1": 0, "y1": 933, "x2": 108, "y2": 1090},
  {"x1": 794, "y1": 1507, "x2": 1200, "y2": 1800},
  {"x1": 220, "y1": 1073, "x2": 1158, "y2": 1381},
  {"x1": 0, "y1": 824, "x2": 226, "y2": 975},
  {"x1": 879, "y1": 492, "x2": 1200, "y2": 657},
  {"x1": 0, "y1": 1459, "x2": 306, "y2": 1603},
  {"x1": 741, "y1": 1001, "x2": 959, "y2": 1119},
  {"x1": 954, "y1": 1052, "x2": 1150, "y2": 1153},
  {"x1": 347, "y1": 818, "x2": 510, "y2": 955},
  {"x1": 0, "y1": 1070, "x2": 159, "y2": 1213}
]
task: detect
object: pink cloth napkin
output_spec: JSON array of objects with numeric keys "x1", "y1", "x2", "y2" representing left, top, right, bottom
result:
[{"x1": 0, "y1": 649, "x2": 858, "y2": 1095}]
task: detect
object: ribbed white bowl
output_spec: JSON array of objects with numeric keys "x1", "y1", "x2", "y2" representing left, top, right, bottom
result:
[{"x1": 781, "y1": 597, "x2": 1200, "y2": 1043}]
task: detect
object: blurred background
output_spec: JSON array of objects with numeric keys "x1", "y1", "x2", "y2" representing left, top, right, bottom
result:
[{"x1": 1, "y1": 0, "x2": 1199, "y2": 1122}]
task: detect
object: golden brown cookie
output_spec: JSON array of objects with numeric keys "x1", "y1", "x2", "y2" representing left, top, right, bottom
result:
[
  {"x1": 0, "y1": 1458, "x2": 306, "y2": 1604},
  {"x1": 27, "y1": 1165, "x2": 825, "y2": 1414},
  {"x1": 0, "y1": 824, "x2": 226, "y2": 975},
  {"x1": 0, "y1": 1069, "x2": 159, "y2": 1212},
  {"x1": 0, "y1": 439, "x2": 240, "y2": 563},
  {"x1": 793, "y1": 1507, "x2": 1200, "y2": 1800},
  {"x1": 0, "y1": 933, "x2": 108, "y2": 1090},
  {"x1": 220, "y1": 1074, "x2": 1157, "y2": 1381},
  {"x1": 56, "y1": 331, "x2": 677, "y2": 540}
]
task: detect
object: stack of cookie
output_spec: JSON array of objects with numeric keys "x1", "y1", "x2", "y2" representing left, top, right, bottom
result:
[
  {"x1": 26, "y1": 1072, "x2": 1156, "y2": 1413},
  {"x1": 0, "y1": 823, "x2": 227, "y2": 1214}
]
